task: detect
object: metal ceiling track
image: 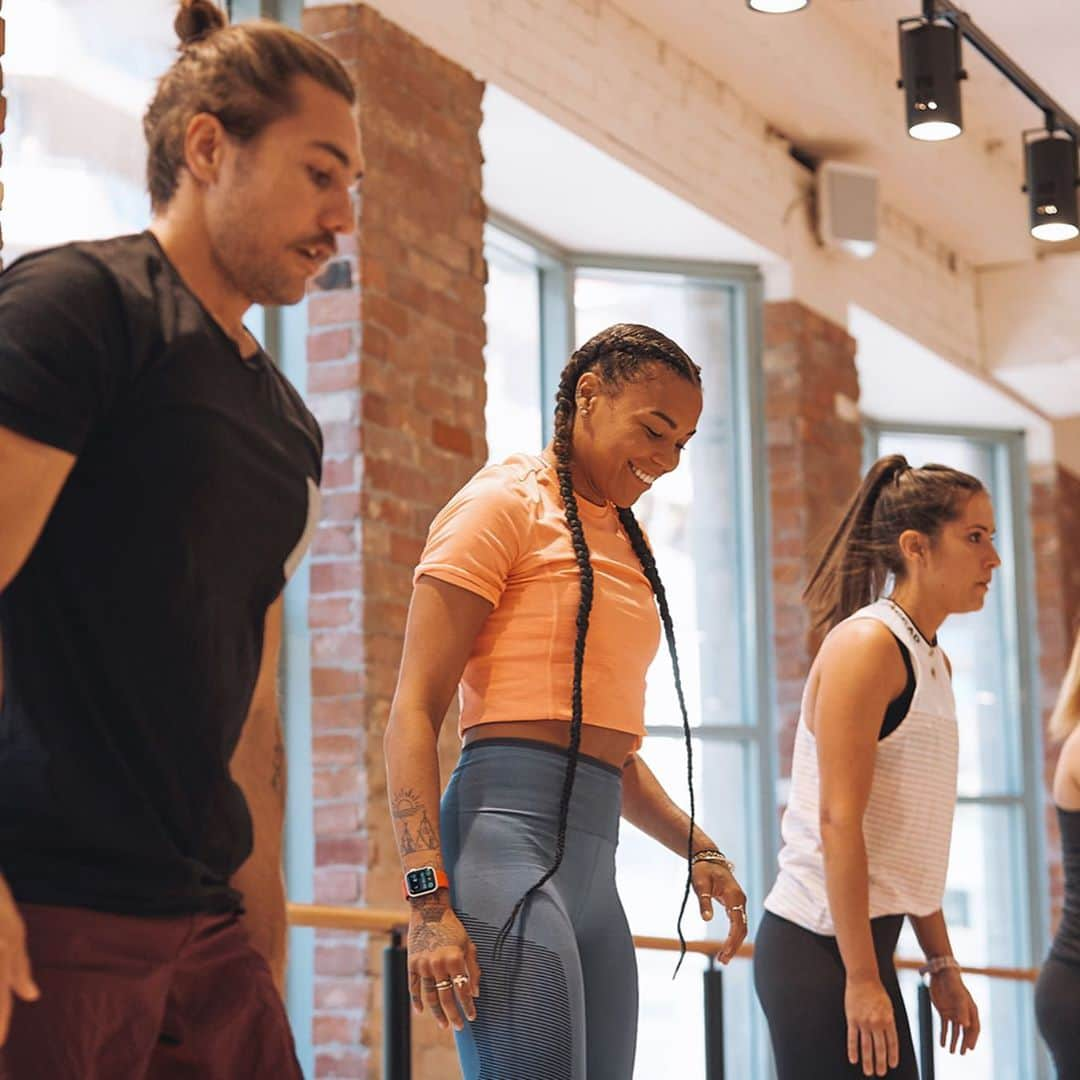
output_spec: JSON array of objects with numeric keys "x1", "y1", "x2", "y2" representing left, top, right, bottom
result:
[{"x1": 929, "y1": 0, "x2": 1080, "y2": 142}]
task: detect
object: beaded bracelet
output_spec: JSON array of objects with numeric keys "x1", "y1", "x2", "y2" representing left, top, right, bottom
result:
[
  {"x1": 918, "y1": 955, "x2": 960, "y2": 978},
  {"x1": 690, "y1": 848, "x2": 735, "y2": 874}
]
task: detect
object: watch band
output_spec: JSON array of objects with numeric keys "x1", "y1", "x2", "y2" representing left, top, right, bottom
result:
[
  {"x1": 918, "y1": 954, "x2": 960, "y2": 978},
  {"x1": 402, "y1": 865, "x2": 450, "y2": 900}
]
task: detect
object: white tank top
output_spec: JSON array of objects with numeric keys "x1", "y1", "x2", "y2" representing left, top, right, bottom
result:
[{"x1": 764, "y1": 598, "x2": 959, "y2": 935}]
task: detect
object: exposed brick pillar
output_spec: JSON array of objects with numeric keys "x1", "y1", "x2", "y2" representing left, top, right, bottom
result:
[
  {"x1": 763, "y1": 302, "x2": 862, "y2": 783},
  {"x1": 301, "y1": 6, "x2": 486, "y2": 1078},
  {"x1": 1031, "y1": 463, "x2": 1080, "y2": 929}
]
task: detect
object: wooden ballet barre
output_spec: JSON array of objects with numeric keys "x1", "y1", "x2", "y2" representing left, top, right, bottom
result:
[
  {"x1": 287, "y1": 902, "x2": 410, "y2": 934},
  {"x1": 286, "y1": 904, "x2": 1039, "y2": 982}
]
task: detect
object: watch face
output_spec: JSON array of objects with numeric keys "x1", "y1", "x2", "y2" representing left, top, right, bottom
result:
[{"x1": 406, "y1": 867, "x2": 437, "y2": 896}]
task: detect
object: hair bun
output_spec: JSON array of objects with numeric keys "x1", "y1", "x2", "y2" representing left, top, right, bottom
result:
[{"x1": 175, "y1": 0, "x2": 227, "y2": 46}]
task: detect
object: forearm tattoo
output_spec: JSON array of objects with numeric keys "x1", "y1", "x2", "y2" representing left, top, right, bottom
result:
[
  {"x1": 411, "y1": 919, "x2": 455, "y2": 952},
  {"x1": 392, "y1": 787, "x2": 440, "y2": 856},
  {"x1": 413, "y1": 892, "x2": 449, "y2": 923}
]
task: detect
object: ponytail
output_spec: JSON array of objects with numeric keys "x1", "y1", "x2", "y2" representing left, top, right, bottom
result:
[
  {"x1": 804, "y1": 455, "x2": 985, "y2": 631},
  {"x1": 803, "y1": 455, "x2": 909, "y2": 630}
]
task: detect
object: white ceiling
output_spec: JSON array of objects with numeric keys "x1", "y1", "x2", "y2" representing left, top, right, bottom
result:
[
  {"x1": 481, "y1": 85, "x2": 776, "y2": 264},
  {"x1": 851, "y1": 305, "x2": 1053, "y2": 461},
  {"x1": 612, "y1": 0, "x2": 1080, "y2": 268}
]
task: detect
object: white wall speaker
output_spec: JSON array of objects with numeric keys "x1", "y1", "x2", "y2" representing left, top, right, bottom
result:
[{"x1": 817, "y1": 161, "x2": 879, "y2": 259}]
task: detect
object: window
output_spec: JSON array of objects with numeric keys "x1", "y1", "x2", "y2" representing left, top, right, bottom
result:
[
  {"x1": 865, "y1": 425, "x2": 1047, "y2": 1080},
  {"x1": 483, "y1": 230, "x2": 544, "y2": 464},
  {"x1": 2, "y1": 2, "x2": 174, "y2": 263},
  {"x1": 483, "y1": 224, "x2": 774, "y2": 1078}
]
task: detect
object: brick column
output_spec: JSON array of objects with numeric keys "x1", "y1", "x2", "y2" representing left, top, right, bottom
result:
[
  {"x1": 301, "y1": 6, "x2": 486, "y2": 1078},
  {"x1": 1031, "y1": 463, "x2": 1080, "y2": 928},
  {"x1": 763, "y1": 302, "x2": 863, "y2": 782}
]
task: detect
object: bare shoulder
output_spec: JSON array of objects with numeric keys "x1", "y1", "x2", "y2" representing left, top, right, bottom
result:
[
  {"x1": 805, "y1": 617, "x2": 908, "y2": 739},
  {"x1": 816, "y1": 616, "x2": 907, "y2": 682}
]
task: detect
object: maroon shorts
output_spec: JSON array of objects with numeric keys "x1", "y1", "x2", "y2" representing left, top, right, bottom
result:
[{"x1": 0, "y1": 904, "x2": 302, "y2": 1080}]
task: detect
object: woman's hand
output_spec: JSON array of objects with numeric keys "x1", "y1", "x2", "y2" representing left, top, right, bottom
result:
[
  {"x1": 845, "y1": 974, "x2": 899, "y2": 1077},
  {"x1": 407, "y1": 895, "x2": 481, "y2": 1032},
  {"x1": 929, "y1": 968, "x2": 980, "y2": 1054},
  {"x1": 0, "y1": 875, "x2": 38, "y2": 1046},
  {"x1": 691, "y1": 860, "x2": 748, "y2": 964}
]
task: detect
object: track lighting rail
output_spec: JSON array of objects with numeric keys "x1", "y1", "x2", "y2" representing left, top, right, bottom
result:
[{"x1": 929, "y1": 1, "x2": 1080, "y2": 141}]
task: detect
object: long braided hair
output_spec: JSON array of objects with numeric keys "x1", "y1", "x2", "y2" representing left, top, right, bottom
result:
[{"x1": 495, "y1": 324, "x2": 703, "y2": 970}]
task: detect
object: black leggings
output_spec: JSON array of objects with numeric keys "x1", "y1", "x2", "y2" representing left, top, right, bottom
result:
[
  {"x1": 754, "y1": 911, "x2": 918, "y2": 1080},
  {"x1": 1036, "y1": 953, "x2": 1080, "y2": 1077}
]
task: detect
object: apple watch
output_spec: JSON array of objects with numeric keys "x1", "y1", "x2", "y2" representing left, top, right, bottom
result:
[{"x1": 402, "y1": 865, "x2": 450, "y2": 900}]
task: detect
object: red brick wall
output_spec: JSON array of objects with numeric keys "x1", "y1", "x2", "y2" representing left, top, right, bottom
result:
[
  {"x1": 763, "y1": 302, "x2": 863, "y2": 780},
  {"x1": 302, "y1": 6, "x2": 486, "y2": 1078},
  {"x1": 1031, "y1": 463, "x2": 1080, "y2": 929}
]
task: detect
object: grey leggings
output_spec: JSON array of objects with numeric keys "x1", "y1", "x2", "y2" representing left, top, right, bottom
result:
[{"x1": 441, "y1": 739, "x2": 637, "y2": 1080}]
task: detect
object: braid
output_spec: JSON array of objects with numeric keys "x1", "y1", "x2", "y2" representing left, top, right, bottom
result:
[
  {"x1": 494, "y1": 348, "x2": 598, "y2": 954},
  {"x1": 618, "y1": 507, "x2": 696, "y2": 975},
  {"x1": 495, "y1": 324, "x2": 701, "y2": 961}
]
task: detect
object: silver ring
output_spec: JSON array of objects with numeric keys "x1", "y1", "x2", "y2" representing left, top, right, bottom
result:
[
  {"x1": 434, "y1": 979, "x2": 453, "y2": 990},
  {"x1": 452, "y1": 974, "x2": 470, "y2": 987},
  {"x1": 728, "y1": 904, "x2": 746, "y2": 919}
]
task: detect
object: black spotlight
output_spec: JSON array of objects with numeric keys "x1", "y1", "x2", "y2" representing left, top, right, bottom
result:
[
  {"x1": 747, "y1": 0, "x2": 809, "y2": 11},
  {"x1": 1024, "y1": 128, "x2": 1080, "y2": 242},
  {"x1": 897, "y1": 16, "x2": 966, "y2": 141}
]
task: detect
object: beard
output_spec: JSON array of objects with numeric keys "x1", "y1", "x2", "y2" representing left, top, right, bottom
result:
[
  {"x1": 207, "y1": 226, "x2": 307, "y2": 308},
  {"x1": 205, "y1": 169, "x2": 311, "y2": 307}
]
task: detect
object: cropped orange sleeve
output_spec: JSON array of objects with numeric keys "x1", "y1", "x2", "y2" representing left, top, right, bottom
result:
[{"x1": 413, "y1": 466, "x2": 535, "y2": 606}]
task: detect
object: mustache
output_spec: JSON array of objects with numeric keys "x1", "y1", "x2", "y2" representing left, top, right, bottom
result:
[{"x1": 297, "y1": 235, "x2": 338, "y2": 256}]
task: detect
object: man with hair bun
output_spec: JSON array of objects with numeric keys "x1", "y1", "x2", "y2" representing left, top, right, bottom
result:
[{"x1": 0, "y1": 2, "x2": 362, "y2": 1074}]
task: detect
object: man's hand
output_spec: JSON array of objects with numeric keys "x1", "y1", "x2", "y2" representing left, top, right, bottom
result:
[{"x1": 0, "y1": 875, "x2": 39, "y2": 1045}]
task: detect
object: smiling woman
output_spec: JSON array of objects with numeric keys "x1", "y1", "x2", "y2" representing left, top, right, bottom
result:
[{"x1": 383, "y1": 322, "x2": 749, "y2": 1080}]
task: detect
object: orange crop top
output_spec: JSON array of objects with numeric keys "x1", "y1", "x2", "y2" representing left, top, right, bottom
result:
[{"x1": 413, "y1": 453, "x2": 662, "y2": 748}]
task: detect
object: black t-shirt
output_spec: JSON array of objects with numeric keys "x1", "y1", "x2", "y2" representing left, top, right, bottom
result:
[{"x1": 0, "y1": 232, "x2": 323, "y2": 915}]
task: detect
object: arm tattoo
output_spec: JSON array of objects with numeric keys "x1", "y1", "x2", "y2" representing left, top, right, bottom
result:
[
  {"x1": 411, "y1": 920, "x2": 455, "y2": 951},
  {"x1": 413, "y1": 893, "x2": 450, "y2": 924},
  {"x1": 392, "y1": 788, "x2": 440, "y2": 854},
  {"x1": 392, "y1": 788, "x2": 422, "y2": 819}
]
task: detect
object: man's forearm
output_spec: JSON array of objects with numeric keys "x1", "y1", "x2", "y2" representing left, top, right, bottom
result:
[
  {"x1": 231, "y1": 707, "x2": 288, "y2": 991},
  {"x1": 232, "y1": 843, "x2": 288, "y2": 990}
]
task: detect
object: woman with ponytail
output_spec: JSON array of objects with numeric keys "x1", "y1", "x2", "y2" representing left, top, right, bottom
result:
[
  {"x1": 755, "y1": 455, "x2": 997, "y2": 1078},
  {"x1": 384, "y1": 324, "x2": 746, "y2": 1079},
  {"x1": 1037, "y1": 624, "x2": 1080, "y2": 1077}
]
